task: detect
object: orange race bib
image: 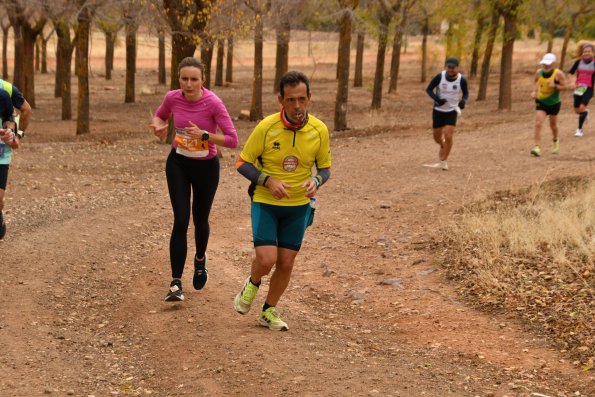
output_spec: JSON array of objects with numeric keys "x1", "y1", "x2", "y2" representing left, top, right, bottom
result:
[{"x1": 174, "y1": 128, "x2": 209, "y2": 158}]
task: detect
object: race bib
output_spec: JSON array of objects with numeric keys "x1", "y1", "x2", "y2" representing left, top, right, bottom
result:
[
  {"x1": 574, "y1": 85, "x2": 587, "y2": 96},
  {"x1": 174, "y1": 128, "x2": 209, "y2": 158}
]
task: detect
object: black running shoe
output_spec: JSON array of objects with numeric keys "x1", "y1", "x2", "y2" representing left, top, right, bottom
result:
[
  {"x1": 0, "y1": 212, "x2": 6, "y2": 240},
  {"x1": 193, "y1": 254, "x2": 208, "y2": 290},
  {"x1": 164, "y1": 279, "x2": 184, "y2": 302}
]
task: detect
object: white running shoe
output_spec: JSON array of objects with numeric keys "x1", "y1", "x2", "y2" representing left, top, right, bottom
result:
[
  {"x1": 575, "y1": 129, "x2": 584, "y2": 137},
  {"x1": 440, "y1": 160, "x2": 449, "y2": 171}
]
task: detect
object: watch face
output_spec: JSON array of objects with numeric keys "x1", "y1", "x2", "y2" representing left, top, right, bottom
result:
[{"x1": 201, "y1": 132, "x2": 209, "y2": 141}]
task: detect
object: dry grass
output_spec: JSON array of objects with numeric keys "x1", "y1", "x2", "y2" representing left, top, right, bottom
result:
[{"x1": 437, "y1": 176, "x2": 594, "y2": 368}]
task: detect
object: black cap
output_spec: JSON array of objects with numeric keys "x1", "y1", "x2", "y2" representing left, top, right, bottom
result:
[{"x1": 445, "y1": 57, "x2": 459, "y2": 67}]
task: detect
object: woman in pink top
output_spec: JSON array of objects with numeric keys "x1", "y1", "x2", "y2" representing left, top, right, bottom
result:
[
  {"x1": 150, "y1": 57, "x2": 238, "y2": 302},
  {"x1": 569, "y1": 43, "x2": 594, "y2": 137}
]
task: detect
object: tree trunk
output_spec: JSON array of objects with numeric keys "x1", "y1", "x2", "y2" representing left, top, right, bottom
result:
[
  {"x1": 22, "y1": 26, "x2": 41, "y2": 108},
  {"x1": 470, "y1": 14, "x2": 485, "y2": 78},
  {"x1": 40, "y1": 33, "x2": 49, "y2": 74},
  {"x1": 273, "y1": 18, "x2": 290, "y2": 93},
  {"x1": 215, "y1": 38, "x2": 224, "y2": 87},
  {"x1": 334, "y1": 8, "x2": 353, "y2": 131},
  {"x1": 105, "y1": 30, "x2": 115, "y2": 80},
  {"x1": 125, "y1": 20, "x2": 137, "y2": 103},
  {"x1": 76, "y1": 7, "x2": 91, "y2": 135},
  {"x1": 11, "y1": 21, "x2": 24, "y2": 94},
  {"x1": 559, "y1": 18, "x2": 575, "y2": 70},
  {"x1": 498, "y1": 11, "x2": 517, "y2": 110},
  {"x1": 250, "y1": 13, "x2": 263, "y2": 121},
  {"x1": 60, "y1": 43, "x2": 73, "y2": 120},
  {"x1": 477, "y1": 10, "x2": 499, "y2": 101},
  {"x1": 200, "y1": 42, "x2": 213, "y2": 89},
  {"x1": 421, "y1": 16, "x2": 428, "y2": 83},
  {"x1": 371, "y1": 17, "x2": 389, "y2": 109},
  {"x1": 158, "y1": 29, "x2": 166, "y2": 85},
  {"x1": 354, "y1": 32, "x2": 364, "y2": 87},
  {"x1": 35, "y1": 38, "x2": 40, "y2": 72},
  {"x1": 169, "y1": 34, "x2": 195, "y2": 90},
  {"x1": 546, "y1": 39, "x2": 553, "y2": 53},
  {"x1": 2, "y1": 25, "x2": 8, "y2": 79},
  {"x1": 389, "y1": 5, "x2": 409, "y2": 94},
  {"x1": 225, "y1": 37, "x2": 233, "y2": 83}
]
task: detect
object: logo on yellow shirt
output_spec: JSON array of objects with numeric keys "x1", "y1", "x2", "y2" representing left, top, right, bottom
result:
[{"x1": 283, "y1": 156, "x2": 298, "y2": 172}]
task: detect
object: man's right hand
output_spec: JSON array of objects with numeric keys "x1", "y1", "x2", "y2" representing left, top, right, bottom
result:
[{"x1": 264, "y1": 177, "x2": 291, "y2": 200}]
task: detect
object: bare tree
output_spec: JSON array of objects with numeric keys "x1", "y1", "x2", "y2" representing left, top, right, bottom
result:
[
  {"x1": 225, "y1": 37, "x2": 233, "y2": 83},
  {"x1": 469, "y1": 0, "x2": 487, "y2": 78},
  {"x1": 498, "y1": 0, "x2": 524, "y2": 110},
  {"x1": 371, "y1": 0, "x2": 400, "y2": 109},
  {"x1": 158, "y1": 27, "x2": 166, "y2": 85},
  {"x1": 162, "y1": 0, "x2": 210, "y2": 90},
  {"x1": 477, "y1": 2, "x2": 500, "y2": 101},
  {"x1": 1, "y1": 15, "x2": 9, "y2": 79},
  {"x1": 414, "y1": 0, "x2": 439, "y2": 83},
  {"x1": 6, "y1": 0, "x2": 47, "y2": 108},
  {"x1": 76, "y1": 0, "x2": 101, "y2": 134},
  {"x1": 200, "y1": 35, "x2": 214, "y2": 88},
  {"x1": 124, "y1": 4, "x2": 139, "y2": 103},
  {"x1": 244, "y1": 0, "x2": 270, "y2": 121},
  {"x1": 334, "y1": 1, "x2": 358, "y2": 131},
  {"x1": 215, "y1": 38, "x2": 224, "y2": 86},
  {"x1": 559, "y1": 0, "x2": 595, "y2": 69},
  {"x1": 44, "y1": 0, "x2": 77, "y2": 120},
  {"x1": 388, "y1": 0, "x2": 415, "y2": 94},
  {"x1": 95, "y1": 10, "x2": 123, "y2": 81},
  {"x1": 354, "y1": 31, "x2": 365, "y2": 87},
  {"x1": 38, "y1": 26, "x2": 54, "y2": 74}
]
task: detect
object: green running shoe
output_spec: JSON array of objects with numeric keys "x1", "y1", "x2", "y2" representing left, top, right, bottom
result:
[
  {"x1": 259, "y1": 306, "x2": 288, "y2": 331},
  {"x1": 234, "y1": 277, "x2": 259, "y2": 314},
  {"x1": 551, "y1": 140, "x2": 560, "y2": 154}
]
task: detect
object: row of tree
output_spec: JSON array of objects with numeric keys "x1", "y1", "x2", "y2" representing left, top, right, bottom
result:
[{"x1": 1, "y1": 0, "x2": 594, "y2": 134}]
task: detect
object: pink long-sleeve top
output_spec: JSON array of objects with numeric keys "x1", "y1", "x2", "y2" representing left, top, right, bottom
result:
[{"x1": 155, "y1": 88, "x2": 238, "y2": 159}]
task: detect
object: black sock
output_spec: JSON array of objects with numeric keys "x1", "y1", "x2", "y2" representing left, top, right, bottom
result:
[
  {"x1": 262, "y1": 302, "x2": 272, "y2": 311},
  {"x1": 579, "y1": 111, "x2": 588, "y2": 129},
  {"x1": 249, "y1": 277, "x2": 261, "y2": 287},
  {"x1": 171, "y1": 279, "x2": 182, "y2": 287}
]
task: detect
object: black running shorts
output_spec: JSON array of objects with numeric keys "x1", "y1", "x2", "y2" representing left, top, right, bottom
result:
[
  {"x1": 573, "y1": 87, "x2": 593, "y2": 108},
  {"x1": 0, "y1": 164, "x2": 8, "y2": 190},
  {"x1": 432, "y1": 109, "x2": 458, "y2": 128},
  {"x1": 535, "y1": 101, "x2": 561, "y2": 115}
]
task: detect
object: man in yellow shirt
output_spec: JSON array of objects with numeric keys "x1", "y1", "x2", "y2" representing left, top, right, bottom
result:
[
  {"x1": 530, "y1": 53, "x2": 567, "y2": 156},
  {"x1": 234, "y1": 71, "x2": 331, "y2": 331}
]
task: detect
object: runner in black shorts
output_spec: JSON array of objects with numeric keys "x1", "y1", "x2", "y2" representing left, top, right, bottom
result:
[
  {"x1": 568, "y1": 43, "x2": 594, "y2": 137},
  {"x1": 530, "y1": 53, "x2": 567, "y2": 156},
  {"x1": 426, "y1": 57, "x2": 469, "y2": 170}
]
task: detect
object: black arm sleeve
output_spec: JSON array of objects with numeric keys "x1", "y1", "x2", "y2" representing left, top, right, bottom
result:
[
  {"x1": 568, "y1": 60, "x2": 579, "y2": 75},
  {"x1": 425, "y1": 74, "x2": 442, "y2": 103},
  {"x1": 237, "y1": 161, "x2": 262, "y2": 184},
  {"x1": 316, "y1": 168, "x2": 331, "y2": 185},
  {"x1": 460, "y1": 77, "x2": 469, "y2": 102}
]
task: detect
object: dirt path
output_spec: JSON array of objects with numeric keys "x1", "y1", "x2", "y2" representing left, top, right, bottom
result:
[{"x1": 1, "y1": 67, "x2": 593, "y2": 396}]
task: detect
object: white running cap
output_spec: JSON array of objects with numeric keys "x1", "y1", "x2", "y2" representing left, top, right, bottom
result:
[{"x1": 540, "y1": 53, "x2": 556, "y2": 65}]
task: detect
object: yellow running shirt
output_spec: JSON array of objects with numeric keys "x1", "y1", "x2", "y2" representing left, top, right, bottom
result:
[
  {"x1": 536, "y1": 68, "x2": 561, "y2": 105},
  {"x1": 240, "y1": 112, "x2": 331, "y2": 206}
]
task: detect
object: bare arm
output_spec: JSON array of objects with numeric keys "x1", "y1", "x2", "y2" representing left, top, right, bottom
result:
[{"x1": 17, "y1": 100, "x2": 31, "y2": 131}]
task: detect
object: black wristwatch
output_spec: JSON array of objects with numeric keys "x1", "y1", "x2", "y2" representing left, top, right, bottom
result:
[{"x1": 201, "y1": 130, "x2": 209, "y2": 142}]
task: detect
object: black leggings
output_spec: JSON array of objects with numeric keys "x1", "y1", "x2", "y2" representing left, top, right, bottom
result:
[{"x1": 166, "y1": 150, "x2": 220, "y2": 279}]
